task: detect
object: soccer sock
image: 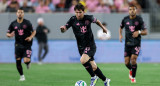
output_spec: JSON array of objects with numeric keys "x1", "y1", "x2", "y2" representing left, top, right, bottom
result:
[
  {"x1": 131, "y1": 64, "x2": 137, "y2": 78},
  {"x1": 125, "y1": 63, "x2": 132, "y2": 70},
  {"x1": 16, "y1": 60, "x2": 23, "y2": 75},
  {"x1": 94, "y1": 67, "x2": 106, "y2": 81},
  {"x1": 83, "y1": 61, "x2": 95, "y2": 77}
]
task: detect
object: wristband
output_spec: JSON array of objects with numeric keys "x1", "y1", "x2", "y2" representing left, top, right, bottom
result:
[{"x1": 138, "y1": 30, "x2": 141, "y2": 34}]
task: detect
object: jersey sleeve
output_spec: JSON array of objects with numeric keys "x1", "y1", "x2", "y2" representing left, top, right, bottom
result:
[
  {"x1": 28, "y1": 21, "x2": 34, "y2": 32},
  {"x1": 139, "y1": 17, "x2": 146, "y2": 30},
  {"x1": 120, "y1": 18, "x2": 125, "y2": 29},
  {"x1": 88, "y1": 15, "x2": 97, "y2": 23},
  {"x1": 7, "y1": 22, "x2": 14, "y2": 33},
  {"x1": 65, "y1": 17, "x2": 73, "y2": 29}
]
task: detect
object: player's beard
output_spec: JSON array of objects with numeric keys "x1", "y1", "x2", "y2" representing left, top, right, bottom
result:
[{"x1": 18, "y1": 17, "x2": 22, "y2": 20}]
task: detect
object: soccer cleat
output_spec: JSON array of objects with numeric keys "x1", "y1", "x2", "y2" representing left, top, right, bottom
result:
[
  {"x1": 19, "y1": 75, "x2": 25, "y2": 81},
  {"x1": 26, "y1": 63, "x2": 31, "y2": 69},
  {"x1": 104, "y1": 78, "x2": 111, "y2": 86},
  {"x1": 129, "y1": 70, "x2": 132, "y2": 80},
  {"x1": 90, "y1": 76, "x2": 99, "y2": 86},
  {"x1": 131, "y1": 78, "x2": 136, "y2": 83}
]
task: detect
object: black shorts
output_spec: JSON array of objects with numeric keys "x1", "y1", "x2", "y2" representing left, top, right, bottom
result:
[
  {"x1": 124, "y1": 45, "x2": 141, "y2": 57},
  {"x1": 78, "y1": 46, "x2": 96, "y2": 61},
  {"x1": 15, "y1": 44, "x2": 32, "y2": 59}
]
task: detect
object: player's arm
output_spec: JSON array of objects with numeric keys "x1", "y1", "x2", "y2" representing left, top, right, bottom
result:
[
  {"x1": 119, "y1": 27, "x2": 123, "y2": 42},
  {"x1": 60, "y1": 17, "x2": 73, "y2": 33},
  {"x1": 25, "y1": 30, "x2": 36, "y2": 42},
  {"x1": 96, "y1": 20, "x2": 107, "y2": 34},
  {"x1": 25, "y1": 21, "x2": 36, "y2": 42},
  {"x1": 133, "y1": 17, "x2": 147, "y2": 38},
  {"x1": 6, "y1": 22, "x2": 14, "y2": 38}
]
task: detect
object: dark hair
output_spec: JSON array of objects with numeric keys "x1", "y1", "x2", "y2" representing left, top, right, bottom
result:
[
  {"x1": 129, "y1": 4, "x2": 137, "y2": 9},
  {"x1": 74, "y1": 3, "x2": 85, "y2": 11},
  {"x1": 17, "y1": 8, "x2": 24, "y2": 11}
]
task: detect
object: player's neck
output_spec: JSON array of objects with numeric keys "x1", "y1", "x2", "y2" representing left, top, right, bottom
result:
[
  {"x1": 17, "y1": 18, "x2": 24, "y2": 23},
  {"x1": 129, "y1": 15, "x2": 136, "y2": 19}
]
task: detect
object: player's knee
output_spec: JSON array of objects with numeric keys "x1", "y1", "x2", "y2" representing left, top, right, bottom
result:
[
  {"x1": 23, "y1": 58, "x2": 30, "y2": 63},
  {"x1": 92, "y1": 65, "x2": 97, "y2": 71},
  {"x1": 16, "y1": 58, "x2": 21, "y2": 60},
  {"x1": 80, "y1": 57, "x2": 87, "y2": 64},
  {"x1": 125, "y1": 60, "x2": 130, "y2": 65},
  {"x1": 131, "y1": 58, "x2": 136, "y2": 65}
]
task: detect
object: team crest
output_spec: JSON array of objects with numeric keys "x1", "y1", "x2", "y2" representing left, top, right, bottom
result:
[
  {"x1": 85, "y1": 20, "x2": 90, "y2": 25},
  {"x1": 23, "y1": 25, "x2": 27, "y2": 29},
  {"x1": 135, "y1": 21, "x2": 139, "y2": 26}
]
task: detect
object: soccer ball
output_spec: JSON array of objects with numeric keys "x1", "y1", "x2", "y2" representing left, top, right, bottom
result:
[
  {"x1": 75, "y1": 80, "x2": 87, "y2": 86},
  {"x1": 97, "y1": 29, "x2": 111, "y2": 40}
]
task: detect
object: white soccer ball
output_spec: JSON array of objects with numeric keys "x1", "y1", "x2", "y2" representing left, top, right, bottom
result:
[
  {"x1": 75, "y1": 80, "x2": 87, "y2": 86},
  {"x1": 97, "y1": 29, "x2": 111, "y2": 40}
]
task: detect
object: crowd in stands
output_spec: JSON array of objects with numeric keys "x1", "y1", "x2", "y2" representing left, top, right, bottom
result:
[{"x1": 0, "y1": 0, "x2": 149, "y2": 13}]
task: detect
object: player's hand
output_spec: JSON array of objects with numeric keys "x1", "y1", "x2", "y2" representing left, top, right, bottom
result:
[
  {"x1": 25, "y1": 37, "x2": 32, "y2": 42},
  {"x1": 119, "y1": 35, "x2": 123, "y2": 42},
  {"x1": 60, "y1": 26, "x2": 67, "y2": 33},
  {"x1": 6, "y1": 31, "x2": 15, "y2": 38},
  {"x1": 43, "y1": 29, "x2": 48, "y2": 33},
  {"x1": 132, "y1": 31, "x2": 139, "y2": 38}
]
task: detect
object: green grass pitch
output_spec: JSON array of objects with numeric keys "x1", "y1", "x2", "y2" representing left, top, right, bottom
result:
[{"x1": 0, "y1": 63, "x2": 160, "y2": 86}]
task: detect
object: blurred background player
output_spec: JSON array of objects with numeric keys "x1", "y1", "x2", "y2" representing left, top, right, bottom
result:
[
  {"x1": 35, "y1": 17, "x2": 50, "y2": 64},
  {"x1": 60, "y1": 3, "x2": 111, "y2": 86},
  {"x1": 6, "y1": 8, "x2": 36, "y2": 81},
  {"x1": 119, "y1": 4, "x2": 147, "y2": 83},
  {"x1": 97, "y1": 22, "x2": 111, "y2": 40}
]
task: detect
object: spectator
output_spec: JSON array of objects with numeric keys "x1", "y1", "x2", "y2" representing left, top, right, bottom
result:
[
  {"x1": 114, "y1": 0, "x2": 124, "y2": 12},
  {"x1": 79, "y1": 0, "x2": 87, "y2": 12},
  {"x1": 35, "y1": 18, "x2": 50, "y2": 64},
  {"x1": 52, "y1": 0, "x2": 60, "y2": 5},
  {"x1": 45, "y1": 0, "x2": 56, "y2": 12},
  {"x1": 0, "y1": 0, "x2": 7, "y2": 13},
  {"x1": 6, "y1": 0, "x2": 19, "y2": 12},
  {"x1": 56, "y1": 0, "x2": 66, "y2": 12},
  {"x1": 69, "y1": 0, "x2": 78, "y2": 13},
  {"x1": 119, "y1": 0, "x2": 129, "y2": 13},
  {"x1": 95, "y1": 1, "x2": 111, "y2": 13},
  {"x1": 20, "y1": 0, "x2": 34, "y2": 13},
  {"x1": 86, "y1": 0, "x2": 99, "y2": 12},
  {"x1": 35, "y1": 0, "x2": 51, "y2": 13}
]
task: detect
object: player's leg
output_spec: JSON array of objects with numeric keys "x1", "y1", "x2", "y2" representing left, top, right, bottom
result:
[
  {"x1": 16, "y1": 58, "x2": 25, "y2": 81},
  {"x1": 130, "y1": 54, "x2": 138, "y2": 83},
  {"x1": 80, "y1": 54, "x2": 97, "y2": 86},
  {"x1": 90, "y1": 61, "x2": 110, "y2": 86},
  {"x1": 24, "y1": 48, "x2": 32, "y2": 69},
  {"x1": 125, "y1": 56, "x2": 132, "y2": 79},
  {"x1": 124, "y1": 46, "x2": 132, "y2": 80},
  {"x1": 41, "y1": 43, "x2": 48, "y2": 61}
]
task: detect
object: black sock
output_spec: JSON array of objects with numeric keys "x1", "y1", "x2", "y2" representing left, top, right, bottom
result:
[
  {"x1": 16, "y1": 60, "x2": 23, "y2": 75},
  {"x1": 83, "y1": 61, "x2": 95, "y2": 77},
  {"x1": 125, "y1": 63, "x2": 132, "y2": 70},
  {"x1": 132, "y1": 64, "x2": 137, "y2": 78},
  {"x1": 94, "y1": 67, "x2": 106, "y2": 81}
]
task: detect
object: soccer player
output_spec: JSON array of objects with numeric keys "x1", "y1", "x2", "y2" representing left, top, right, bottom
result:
[
  {"x1": 119, "y1": 4, "x2": 147, "y2": 83},
  {"x1": 60, "y1": 3, "x2": 111, "y2": 86},
  {"x1": 6, "y1": 8, "x2": 36, "y2": 81}
]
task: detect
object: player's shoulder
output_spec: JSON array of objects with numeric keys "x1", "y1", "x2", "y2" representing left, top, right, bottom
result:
[
  {"x1": 70, "y1": 16, "x2": 76, "y2": 20},
  {"x1": 136, "y1": 15, "x2": 143, "y2": 20},
  {"x1": 23, "y1": 19, "x2": 31, "y2": 23}
]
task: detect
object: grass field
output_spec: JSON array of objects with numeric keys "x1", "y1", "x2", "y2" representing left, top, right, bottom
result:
[{"x1": 0, "y1": 63, "x2": 160, "y2": 86}]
